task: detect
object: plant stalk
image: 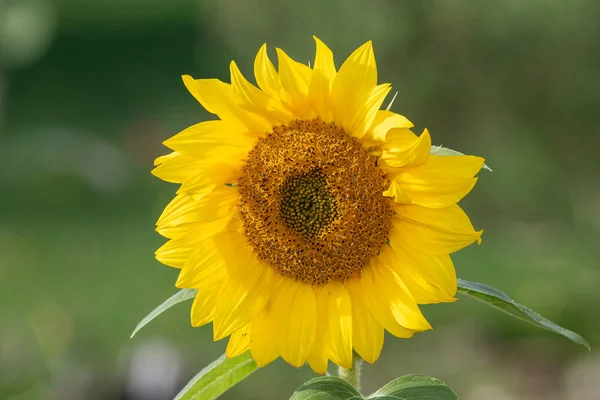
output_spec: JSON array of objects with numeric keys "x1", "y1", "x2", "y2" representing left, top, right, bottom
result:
[{"x1": 338, "y1": 352, "x2": 363, "y2": 392}]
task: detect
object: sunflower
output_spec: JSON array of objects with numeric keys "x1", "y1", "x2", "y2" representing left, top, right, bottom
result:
[{"x1": 153, "y1": 37, "x2": 483, "y2": 373}]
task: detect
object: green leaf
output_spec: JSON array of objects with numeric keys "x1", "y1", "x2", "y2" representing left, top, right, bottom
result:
[
  {"x1": 457, "y1": 278, "x2": 590, "y2": 350},
  {"x1": 290, "y1": 376, "x2": 363, "y2": 400},
  {"x1": 130, "y1": 288, "x2": 197, "y2": 338},
  {"x1": 175, "y1": 352, "x2": 258, "y2": 400},
  {"x1": 430, "y1": 145, "x2": 493, "y2": 172},
  {"x1": 290, "y1": 375, "x2": 458, "y2": 400},
  {"x1": 368, "y1": 375, "x2": 457, "y2": 400}
]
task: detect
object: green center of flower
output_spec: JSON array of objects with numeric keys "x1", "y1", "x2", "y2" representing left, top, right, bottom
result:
[{"x1": 280, "y1": 169, "x2": 338, "y2": 239}]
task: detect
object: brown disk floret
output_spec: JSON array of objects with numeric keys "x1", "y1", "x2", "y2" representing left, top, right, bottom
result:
[{"x1": 237, "y1": 118, "x2": 393, "y2": 285}]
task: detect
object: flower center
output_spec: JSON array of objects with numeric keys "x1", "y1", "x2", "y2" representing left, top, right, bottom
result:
[
  {"x1": 238, "y1": 118, "x2": 393, "y2": 285},
  {"x1": 279, "y1": 168, "x2": 338, "y2": 239}
]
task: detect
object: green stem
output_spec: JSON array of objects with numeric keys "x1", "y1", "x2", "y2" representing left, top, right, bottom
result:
[{"x1": 338, "y1": 352, "x2": 363, "y2": 392}]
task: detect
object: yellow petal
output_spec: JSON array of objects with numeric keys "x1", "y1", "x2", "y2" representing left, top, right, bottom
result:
[
  {"x1": 349, "y1": 83, "x2": 391, "y2": 139},
  {"x1": 212, "y1": 230, "x2": 274, "y2": 340},
  {"x1": 156, "y1": 187, "x2": 238, "y2": 232},
  {"x1": 370, "y1": 257, "x2": 432, "y2": 331},
  {"x1": 308, "y1": 36, "x2": 336, "y2": 119},
  {"x1": 331, "y1": 41, "x2": 377, "y2": 136},
  {"x1": 392, "y1": 204, "x2": 483, "y2": 255},
  {"x1": 306, "y1": 351, "x2": 329, "y2": 375},
  {"x1": 346, "y1": 283, "x2": 384, "y2": 364},
  {"x1": 393, "y1": 177, "x2": 477, "y2": 209},
  {"x1": 346, "y1": 280, "x2": 415, "y2": 339},
  {"x1": 175, "y1": 237, "x2": 227, "y2": 288},
  {"x1": 213, "y1": 228, "x2": 261, "y2": 280},
  {"x1": 378, "y1": 245, "x2": 455, "y2": 304},
  {"x1": 182, "y1": 75, "x2": 271, "y2": 134},
  {"x1": 389, "y1": 154, "x2": 484, "y2": 208},
  {"x1": 191, "y1": 286, "x2": 220, "y2": 327},
  {"x1": 162, "y1": 120, "x2": 254, "y2": 165},
  {"x1": 230, "y1": 60, "x2": 292, "y2": 124},
  {"x1": 157, "y1": 193, "x2": 198, "y2": 229},
  {"x1": 156, "y1": 215, "x2": 231, "y2": 265},
  {"x1": 369, "y1": 110, "x2": 414, "y2": 143},
  {"x1": 276, "y1": 48, "x2": 314, "y2": 118},
  {"x1": 212, "y1": 262, "x2": 273, "y2": 340},
  {"x1": 324, "y1": 282, "x2": 353, "y2": 369},
  {"x1": 155, "y1": 236, "x2": 197, "y2": 269},
  {"x1": 250, "y1": 309, "x2": 279, "y2": 367},
  {"x1": 380, "y1": 129, "x2": 431, "y2": 169},
  {"x1": 254, "y1": 44, "x2": 281, "y2": 99},
  {"x1": 383, "y1": 128, "x2": 419, "y2": 150},
  {"x1": 307, "y1": 286, "x2": 331, "y2": 375},
  {"x1": 163, "y1": 120, "x2": 255, "y2": 157},
  {"x1": 156, "y1": 214, "x2": 231, "y2": 241},
  {"x1": 152, "y1": 152, "x2": 203, "y2": 184},
  {"x1": 226, "y1": 324, "x2": 251, "y2": 358},
  {"x1": 346, "y1": 276, "x2": 415, "y2": 339},
  {"x1": 176, "y1": 174, "x2": 215, "y2": 200},
  {"x1": 389, "y1": 220, "x2": 457, "y2": 298},
  {"x1": 176, "y1": 162, "x2": 240, "y2": 198},
  {"x1": 193, "y1": 144, "x2": 250, "y2": 164},
  {"x1": 383, "y1": 180, "x2": 412, "y2": 204},
  {"x1": 272, "y1": 279, "x2": 317, "y2": 367},
  {"x1": 412, "y1": 252, "x2": 457, "y2": 298},
  {"x1": 346, "y1": 266, "x2": 429, "y2": 338}
]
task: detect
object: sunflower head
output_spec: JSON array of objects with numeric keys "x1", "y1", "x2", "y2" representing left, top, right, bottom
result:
[{"x1": 153, "y1": 37, "x2": 484, "y2": 373}]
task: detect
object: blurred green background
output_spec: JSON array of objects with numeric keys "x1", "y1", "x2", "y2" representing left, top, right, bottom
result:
[{"x1": 1, "y1": 0, "x2": 599, "y2": 399}]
